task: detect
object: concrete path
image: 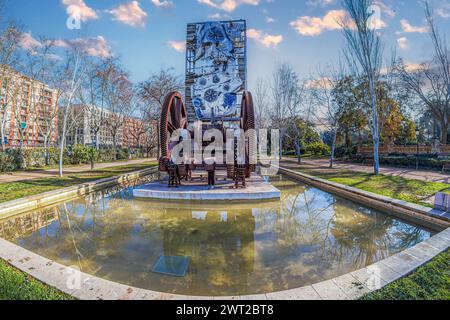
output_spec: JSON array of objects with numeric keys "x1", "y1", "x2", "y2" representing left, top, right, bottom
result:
[
  {"x1": 285, "y1": 158, "x2": 450, "y2": 184},
  {"x1": 0, "y1": 158, "x2": 155, "y2": 184}
]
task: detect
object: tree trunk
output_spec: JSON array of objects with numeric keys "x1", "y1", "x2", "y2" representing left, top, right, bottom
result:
[
  {"x1": 330, "y1": 128, "x2": 338, "y2": 169},
  {"x1": 0, "y1": 115, "x2": 6, "y2": 152},
  {"x1": 43, "y1": 136, "x2": 49, "y2": 166},
  {"x1": 295, "y1": 126, "x2": 301, "y2": 164},
  {"x1": 279, "y1": 132, "x2": 283, "y2": 161},
  {"x1": 440, "y1": 121, "x2": 448, "y2": 145},
  {"x1": 59, "y1": 135, "x2": 65, "y2": 178},
  {"x1": 157, "y1": 122, "x2": 161, "y2": 160},
  {"x1": 369, "y1": 75, "x2": 380, "y2": 175}
]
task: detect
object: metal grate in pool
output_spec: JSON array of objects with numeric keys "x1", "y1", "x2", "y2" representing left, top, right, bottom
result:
[{"x1": 151, "y1": 255, "x2": 190, "y2": 277}]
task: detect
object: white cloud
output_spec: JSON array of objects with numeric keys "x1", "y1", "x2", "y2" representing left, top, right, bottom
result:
[
  {"x1": 62, "y1": 0, "x2": 98, "y2": 22},
  {"x1": 399, "y1": 19, "x2": 428, "y2": 33},
  {"x1": 374, "y1": 1, "x2": 396, "y2": 18},
  {"x1": 266, "y1": 17, "x2": 275, "y2": 23},
  {"x1": 197, "y1": 0, "x2": 260, "y2": 12},
  {"x1": 55, "y1": 36, "x2": 112, "y2": 58},
  {"x1": 151, "y1": 0, "x2": 174, "y2": 8},
  {"x1": 20, "y1": 32, "x2": 42, "y2": 52},
  {"x1": 168, "y1": 40, "x2": 186, "y2": 52},
  {"x1": 290, "y1": 10, "x2": 347, "y2": 36},
  {"x1": 397, "y1": 37, "x2": 408, "y2": 50},
  {"x1": 404, "y1": 62, "x2": 423, "y2": 72},
  {"x1": 306, "y1": 0, "x2": 335, "y2": 7},
  {"x1": 436, "y1": 4, "x2": 450, "y2": 19},
  {"x1": 208, "y1": 13, "x2": 232, "y2": 20},
  {"x1": 108, "y1": 1, "x2": 147, "y2": 27},
  {"x1": 247, "y1": 28, "x2": 283, "y2": 48}
]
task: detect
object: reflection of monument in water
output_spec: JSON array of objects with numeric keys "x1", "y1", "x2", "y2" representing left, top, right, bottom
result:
[{"x1": 151, "y1": 202, "x2": 258, "y2": 292}]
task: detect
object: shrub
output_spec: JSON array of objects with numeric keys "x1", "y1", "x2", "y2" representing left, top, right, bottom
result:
[
  {"x1": 117, "y1": 148, "x2": 130, "y2": 160},
  {"x1": 305, "y1": 142, "x2": 331, "y2": 156},
  {"x1": 70, "y1": 144, "x2": 90, "y2": 165}
]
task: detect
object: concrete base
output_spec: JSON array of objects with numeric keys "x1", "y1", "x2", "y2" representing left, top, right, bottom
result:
[{"x1": 133, "y1": 172, "x2": 281, "y2": 201}]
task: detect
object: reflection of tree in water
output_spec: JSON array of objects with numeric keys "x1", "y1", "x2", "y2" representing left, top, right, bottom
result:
[
  {"x1": 2, "y1": 176, "x2": 432, "y2": 296},
  {"x1": 325, "y1": 202, "x2": 430, "y2": 269},
  {"x1": 13, "y1": 187, "x2": 145, "y2": 274}
]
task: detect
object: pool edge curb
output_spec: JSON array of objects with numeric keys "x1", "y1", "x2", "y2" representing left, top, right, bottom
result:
[
  {"x1": 0, "y1": 228, "x2": 448, "y2": 300},
  {"x1": 0, "y1": 166, "x2": 158, "y2": 220}
]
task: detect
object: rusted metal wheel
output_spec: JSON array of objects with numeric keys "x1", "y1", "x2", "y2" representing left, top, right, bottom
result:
[
  {"x1": 160, "y1": 92, "x2": 188, "y2": 171},
  {"x1": 240, "y1": 91, "x2": 256, "y2": 178}
]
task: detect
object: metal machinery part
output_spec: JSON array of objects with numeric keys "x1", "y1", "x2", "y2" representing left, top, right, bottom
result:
[
  {"x1": 159, "y1": 91, "x2": 256, "y2": 178},
  {"x1": 159, "y1": 92, "x2": 188, "y2": 172},
  {"x1": 240, "y1": 91, "x2": 256, "y2": 178}
]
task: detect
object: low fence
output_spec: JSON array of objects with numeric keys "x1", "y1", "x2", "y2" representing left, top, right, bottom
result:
[{"x1": 358, "y1": 145, "x2": 450, "y2": 156}]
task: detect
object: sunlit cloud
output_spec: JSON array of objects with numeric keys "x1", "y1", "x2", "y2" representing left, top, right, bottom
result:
[
  {"x1": 62, "y1": 0, "x2": 98, "y2": 22},
  {"x1": 290, "y1": 10, "x2": 347, "y2": 36},
  {"x1": 399, "y1": 19, "x2": 428, "y2": 33},
  {"x1": 55, "y1": 36, "x2": 112, "y2": 58},
  {"x1": 151, "y1": 0, "x2": 174, "y2": 8},
  {"x1": 247, "y1": 28, "x2": 283, "y2": 48},
  {"x1": 20, "y1": 32, "x2": 42, "y2": 51},
  {"x1": 168, "y1": 40, "x2": 186, "y2": 52},
  {"x1": 197, "y1": 0, "x2": 260, "y2": 12},
  {"x1": 108, "y1": 1, "x2": 148, "y2": 27},
  {"x1": 397, "y1": 37, "x2": 409, "y2": 50}
]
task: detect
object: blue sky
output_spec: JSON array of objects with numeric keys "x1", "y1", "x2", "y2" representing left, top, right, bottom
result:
[{"x1": 4, "y1": 0, "x2": 450, "y2": 89}]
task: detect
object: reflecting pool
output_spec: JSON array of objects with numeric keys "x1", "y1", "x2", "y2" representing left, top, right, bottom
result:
[{"x1": 0, "y1": 176, "x2": 432, "y2": 296}]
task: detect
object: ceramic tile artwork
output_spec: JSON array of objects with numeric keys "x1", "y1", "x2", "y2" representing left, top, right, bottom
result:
[{"x1": 186, "y1": 20, "x2": 246, "y2": 120}]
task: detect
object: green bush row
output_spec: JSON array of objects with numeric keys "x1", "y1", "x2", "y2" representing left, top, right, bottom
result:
[
  {"x1": 351, "y1": 155, "x2": 450, "y2": 170},
  {"x1": 0, "y1": 145, "x2": 138, "y2": 172}
]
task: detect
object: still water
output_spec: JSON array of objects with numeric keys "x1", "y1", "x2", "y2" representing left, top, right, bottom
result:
[{"x1": 0, "y1": 176, "x2": 431, "y2": 296}]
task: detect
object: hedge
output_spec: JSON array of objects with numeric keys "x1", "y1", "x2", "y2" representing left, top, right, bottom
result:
[{"x1": 0, "y1": 145, "x2": 139, "y2": 172}]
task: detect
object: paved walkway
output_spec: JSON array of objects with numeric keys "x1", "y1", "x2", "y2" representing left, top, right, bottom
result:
[
  {"x1": 0, "y1": 158, "x2": 155, "y2": 184},
  {"x1": 283, "y1": 158, "x2": 450, "y2": 184}
]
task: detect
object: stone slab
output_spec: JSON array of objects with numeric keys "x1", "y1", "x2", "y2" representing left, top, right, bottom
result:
[{"x1": 133, "y1": 173, "x2": 281, "y2": 201}]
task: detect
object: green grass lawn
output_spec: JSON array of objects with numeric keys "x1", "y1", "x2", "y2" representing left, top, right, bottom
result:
[
  {"x1": 0, "y1": 258, "x2": 74, "y2": 300},
  {"x1": 300, "y1": 168, "x2": 450, "y2": 207},
  {"x1": 362, "y1": 250, "x2": 450, "y2": 300},
  {"x1": 0, "y1": 161, "x2": 157, "y2": 203}
]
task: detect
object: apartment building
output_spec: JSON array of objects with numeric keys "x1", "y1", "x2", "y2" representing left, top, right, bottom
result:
[
  {"x1": 67, "y1": 105, "x2": 155, "y2": 150},
  {"x1": 66, "y1": 105, "x2": 123, "y2": 147},
  {"x1": 0, "y1": 68, "x2": 59, "y2": 148}
]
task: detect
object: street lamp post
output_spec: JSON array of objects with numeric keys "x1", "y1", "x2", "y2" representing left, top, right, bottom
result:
[{"x1": 416, "y1": 127, "x2": 420, "y2": 171}]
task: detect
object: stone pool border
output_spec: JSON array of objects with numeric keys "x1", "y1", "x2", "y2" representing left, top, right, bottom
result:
[
  {"x1": 0, "y1": 167, "x2": 158, "y2": 220},
  {"x1": 0, "y1": 228, "x2": 449, "y2": 300},
  {"x1": 0, "y1": 165, "x2": 449, "y2": 300},
  {"x1": 277, "y1": 166, "x2": 450, "y2": 232}
]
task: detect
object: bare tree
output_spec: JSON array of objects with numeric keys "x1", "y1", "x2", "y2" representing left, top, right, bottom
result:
[
  {"x1": 253, "y1": 78, "x2": 270, "y2": 129},
  {"x1": 397, "y1": 2, "x2": 450, "y2": 144},
  {"x1": 310, "y1": 64, "x2": 347, "y2": 168},
  {"x1": 103, "y1": 63, "x2": 133, "y2": 159},
  {"x1": 79, "y1": 57, "x2": 116, "y2": 150},
  {"x1": 137, "y1": 68, "x2": 182, "y2": 159},
  {"x1": 55, "y1": 46, "x2": 84, "y2": 177},
  {"x1": 271, "y1": 63, "x2": 304, "y2": 162},
  {"x1": 341, "y1": 0, "x2": 383, "y2": 175},
  {"x1": 0, "y1": 21, "x2": 22, "y2": 151},
  {"x1": 23, "y1": 37, "x2": 59, "y2": 164}
]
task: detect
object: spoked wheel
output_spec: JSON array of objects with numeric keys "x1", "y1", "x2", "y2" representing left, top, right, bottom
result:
[
  {"x1": 160, "y1": 92, "x2": 188, "y2": 170},
  {"x1": 240, "y1": 91, "x2": 256, "y2": 178}
]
